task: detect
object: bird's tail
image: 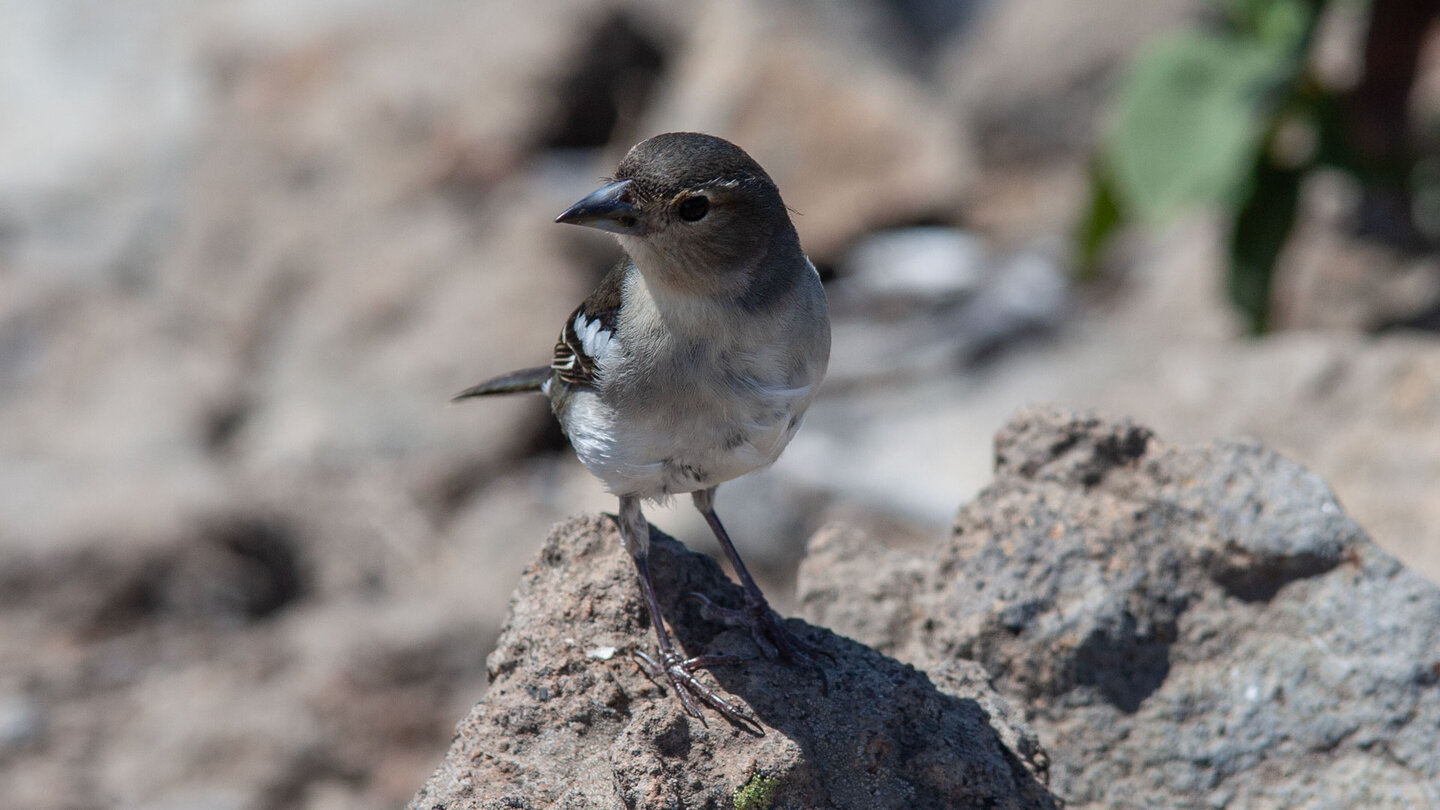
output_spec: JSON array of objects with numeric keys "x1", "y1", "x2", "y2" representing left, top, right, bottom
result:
[{"x1": 451, "y1": 366, "x2": 550, "y2": 401}]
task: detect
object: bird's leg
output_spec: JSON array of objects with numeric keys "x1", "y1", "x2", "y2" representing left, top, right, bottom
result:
[
  {"x1": 616, "y1": 495, "x2": 760, "y2": 731},
  {"x1": 689, "y1": 487, "x2": 828, "y2": 668}
]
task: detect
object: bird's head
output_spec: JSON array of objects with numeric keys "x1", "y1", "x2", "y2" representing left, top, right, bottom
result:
[{"x1": 555, "y1": 132, "x2": 800, "y2": 300}]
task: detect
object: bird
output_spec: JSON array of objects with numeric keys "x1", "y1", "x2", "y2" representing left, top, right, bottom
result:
[{"x1": 454, "y1": 132, "x2": 830, "y2": 727}]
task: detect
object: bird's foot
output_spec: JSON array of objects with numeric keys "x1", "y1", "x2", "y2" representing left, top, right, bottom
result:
[
  {"x1": 686, "y1": 592, "x2": 833, "y2": 672},
  {"x1": 632, "y1": 648, "x2": 761, "y2": 732}
]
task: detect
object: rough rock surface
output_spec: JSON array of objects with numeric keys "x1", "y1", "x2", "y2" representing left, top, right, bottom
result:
[
  {"x1": 409, "y1": 514, "x2": 1056, "y2": 810},
  {"x1": 800, "y1": 408, "x2": 1440, "y2": 809}
]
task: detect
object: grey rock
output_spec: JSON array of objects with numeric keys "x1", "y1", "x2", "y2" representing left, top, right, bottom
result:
[
  {"x1": 800, "y1": 407, "x2": 1440, "y2": 809},
  {"x1": 409, "y1": 514, "x2": 1056, "y2": 810},
  {"x1": 792, "y1": 216, "x2": 1440, "y2": 586}
]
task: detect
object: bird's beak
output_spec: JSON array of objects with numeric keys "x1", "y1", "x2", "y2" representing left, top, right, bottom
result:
[{"x1": 555, "y1": 179, "x2": 645, "y2": 236}]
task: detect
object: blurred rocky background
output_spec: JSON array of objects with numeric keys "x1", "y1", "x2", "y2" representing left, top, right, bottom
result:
[{"x1": 2, "y1": 0, "x2": 1437, "y2": 808}]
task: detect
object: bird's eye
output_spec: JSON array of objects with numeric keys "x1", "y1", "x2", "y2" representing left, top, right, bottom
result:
[{"x1": 677, "y1": 196, "x2": 710, "y2": 222}]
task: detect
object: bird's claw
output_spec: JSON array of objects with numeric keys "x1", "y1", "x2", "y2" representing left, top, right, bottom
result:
[{"x1": 632, "y1": 648, "x2": 763, "y2": 734}]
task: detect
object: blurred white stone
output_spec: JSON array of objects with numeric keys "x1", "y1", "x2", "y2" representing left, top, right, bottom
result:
[
  {"x1": 826, "y1": 229, "x2": 1070, "y2": 381},
  {"x1": 952, "y1": 246, "x2": 1068, "y2": 339},
  {"x1": 839, "y1": 227, "x2": 987, "y2": 302},
  {"x1": 0, "y1": 694, "x2": 43, "y2": 751}
]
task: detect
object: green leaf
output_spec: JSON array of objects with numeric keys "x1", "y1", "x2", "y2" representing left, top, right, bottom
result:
[
  {"x1": 1218, "y1": 0, "x2": 1319, "y2": 52},
  {"x1": 1254, "y1": 0, "x2": 1319, "y2": 53},
  {"x1": 1074, "y1": 160, "x2": 1126, "y2": 279},
  {"x1": 1228, "y1": 151, "x2": 1304, "y2": 334},
  {"x1": 1105, "y1": 32, "x2": 1291, "y2": 221}
]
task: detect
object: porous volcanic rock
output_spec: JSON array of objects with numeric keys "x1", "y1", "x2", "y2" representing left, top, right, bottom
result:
[
  {"x1": 800, "y1": 408, "x2": 1440, "y2": 809},
  {"x1": 409, "y1": 514, "x2": 1056, "y2": 810}
]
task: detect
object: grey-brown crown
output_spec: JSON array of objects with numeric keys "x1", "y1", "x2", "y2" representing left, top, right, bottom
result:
[{"x1": 613, "y1": 132, "x2": 781, "y2": 206}]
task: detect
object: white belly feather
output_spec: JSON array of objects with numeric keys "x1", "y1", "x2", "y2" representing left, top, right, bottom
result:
[{"x1": 561, "y1": 377, "x2": 814, "y2": 499}]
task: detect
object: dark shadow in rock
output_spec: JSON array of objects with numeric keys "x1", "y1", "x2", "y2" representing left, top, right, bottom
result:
[
  {"x1": 1071, "y1": 621, "x2": 1172, "y2": 714},
  {"x1": 1205, "y1": 548, "x2": 1344, "y2": 604},
  {"x1": 188, "y1": 514, "x2": 308, "y2": 621}
]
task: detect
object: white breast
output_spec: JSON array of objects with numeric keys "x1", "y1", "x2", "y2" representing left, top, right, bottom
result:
[{"x1": 558, "y1": 260, "x2": 829, "y2": 500}]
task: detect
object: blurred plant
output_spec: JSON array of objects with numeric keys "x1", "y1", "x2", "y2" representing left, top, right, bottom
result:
[{"x1": 1077, "y1": 0, "x2": 1437, "y2": 334}]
